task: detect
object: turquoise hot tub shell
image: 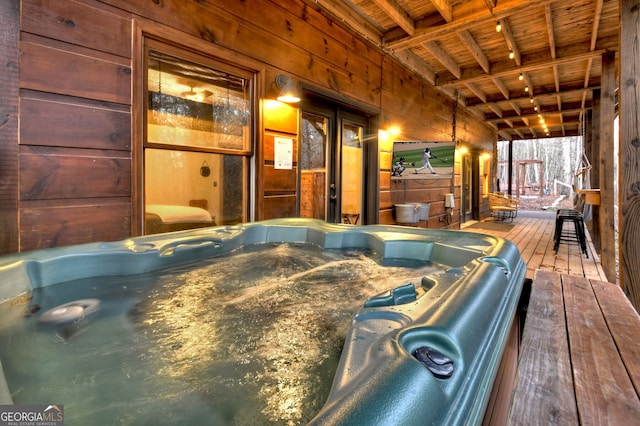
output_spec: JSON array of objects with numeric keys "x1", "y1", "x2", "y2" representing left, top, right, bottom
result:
[{"x1": 0, "y1": 219, "x2": 525, "y2": 425}]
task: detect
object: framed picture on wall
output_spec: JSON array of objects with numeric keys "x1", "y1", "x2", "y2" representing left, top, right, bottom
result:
[{"x1": 391, "y1": 141, "x2": 455, "y2": 179}]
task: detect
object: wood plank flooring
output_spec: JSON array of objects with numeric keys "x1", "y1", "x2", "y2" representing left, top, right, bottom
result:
[{"x1": 461, "y1": 210, "x2": 608, "y2": 281}]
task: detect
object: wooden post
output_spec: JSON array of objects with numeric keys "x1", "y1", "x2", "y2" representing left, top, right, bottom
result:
[
  {"x1": 599, "y1": 51, "x2": 616, "y2": 283},
  {"x1": 585, "y1": 108, "x2": 601, "y2": 252},
  {"x1": 619, "y1": 0, "x2": 640, "y2": 310},
  {"x1": 0, "y1": 0, "x2": 19, "y2": 255},
  {"x1": 508, "y1": 140, "x2": 513, "y2": 196}
]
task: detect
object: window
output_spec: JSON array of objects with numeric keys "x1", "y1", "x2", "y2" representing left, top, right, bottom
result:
[{"x1": 143, "y1": 42, "x2": 254, "y2": 233}]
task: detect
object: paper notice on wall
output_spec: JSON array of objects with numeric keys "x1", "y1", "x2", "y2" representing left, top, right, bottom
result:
[{"x1": 274, "y1": 137, "x2": 293, "y2": 169}]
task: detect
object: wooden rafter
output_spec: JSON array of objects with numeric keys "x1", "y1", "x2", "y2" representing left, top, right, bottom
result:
[
  {"x1": 486, "y1": 105, "x2": 589, "y2": 123},
  {"x1": 371, "y1": 0, "x2": 415, "y2": 35},
  {"x1": 306, "y1": 0, "x2": 619, "y2": 141},
  {"x1": 544, "y1": 5, "x2": 556, "y2": 59},
  {"x1": 466, "y1": 82, "x2": 487, "y2": 102},
  {"x1": 488, "y1": 103, "x2": 504, "y2": 118},
  {"x1": 442, "y1": 49, "x2": 606, "y2": 87},
  {"x1": 498, "y1": 17, "x2": 521, "y2": 66},
  {"x1": 431, "y1": 0, "x2": 453, "y2": 23},
  {"x1": 491, "y1": 77, "x2": 510, "y2": 100},
  {"x1": 386, "y1": 0, "x2": 562, "y2": 51},
  {"x1": 458, "y1": 30, "x2": 490, "y2": 73},
  {"x1": 467, "y1": 84, "x2": 599, "y2": 108},
  {"x1": 390, "y1": 49, "x2": 437, "y2": 85},
  {"x1": 484, "y1": 0, "x2": 498, "y2": 9},
  {"x1": 423, "y1": 40, "x2": 461, "y2": 79}
]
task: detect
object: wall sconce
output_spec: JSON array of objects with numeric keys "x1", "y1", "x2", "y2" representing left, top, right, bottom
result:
[{"x1": 275, "y1": 74, "x2": 301, "y2": 103}]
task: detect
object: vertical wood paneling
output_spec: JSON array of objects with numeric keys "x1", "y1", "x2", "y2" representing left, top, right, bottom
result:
[
  {"x1": 0, "y1": 0, "x2": 19, "y2": 254},
  {"x1": 619, "y1": 0, "x2": 640, "y2": 311}
]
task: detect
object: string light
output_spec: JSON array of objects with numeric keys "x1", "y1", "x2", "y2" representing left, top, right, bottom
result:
[
  {"x1": 496, "y1": 21, "x2": 502, "y2": 32},
  {"x1": 518, "y1": 73, "x2": 524, "y2": 81},
  {"x1": 509, "y1": 50, "x2": 515, "y2": 60},
  {"x1": 524, "y1": 85, "x2": 529, "y2": 92}
]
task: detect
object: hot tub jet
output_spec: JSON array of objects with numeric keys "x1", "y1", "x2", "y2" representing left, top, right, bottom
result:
[{"x1": 38, "y1": 299, "x2": 101, "y2": 325}]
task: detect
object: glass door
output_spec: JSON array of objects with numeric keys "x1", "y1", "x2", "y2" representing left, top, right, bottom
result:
[
  {"x1": 299, "y1": 101, "x2": 368, "y2": 225},
  {"x1": 462, "y1": 153, "x2": 473, "y2": 223},
  {"x1": 339, "y1": 119, "x2": 363, "y2": 225},
  {"x1": 300, "y1": 111, "x2": 329, "y2": 221}
]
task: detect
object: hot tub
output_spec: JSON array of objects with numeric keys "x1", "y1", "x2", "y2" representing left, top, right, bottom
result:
[{"x1": 0, "y1": 219, "x2": 525, "y2": 425}]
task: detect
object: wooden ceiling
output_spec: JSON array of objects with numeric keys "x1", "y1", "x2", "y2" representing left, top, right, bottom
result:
[{"x1": 303, "y1": 0, "x2": 620, "y2": 141}]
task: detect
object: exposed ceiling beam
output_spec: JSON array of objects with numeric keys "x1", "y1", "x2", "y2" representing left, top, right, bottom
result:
[
  {"x1": 371, "y1": 0, "x2": 415, "y2": 35},
  {"x1": 467, "y1": 84, "x2": 600, "y2": 107},
  {"x1": 498, "y1": 130, "x2": 512, "y2": 140},
  {"x1": 591, "y1": 0, "x2": 604, "y2": 51},
  {"x1": 423, "y1": 40, "x2": 461, "y2": 79},
  {"x1": 304, "y1": 0, "x2": 383, "y2": 46},
  {"x1": 458, "y1": 30, "x2": 491, "y2": 73},
  {"x1": 430, "y1": 0, "x2": 453, "y2": 23},
  {"x1": 389, "y1": 49, "x2": 437, "y2": 84},
  {"x1": 486, "y1": 104, "x2": 589, "y2": 123},
  {"x1": 484, "y1": 0, "x2": 498, "y2": 9},
  {"x1": 385, "y1": 0, "x2": 562, "y2": 51},
  {"x1": 488, "y1": 103, "x2": 504, "y2": 117},
  {"x1": 498, "y1": 17, "x2": 522, "y2": 66},
  {"x1": 521, "y1": 71, "x2": 534, "y2": 96},
  {"x1": 491, "y1": 76, "x2": 510, "y2": 99},
  {"x1": 466, "y1": 82, "x2": 487, "y2": 102},
  {"x1": 544, "y1": 5, "x2": 557, "y2": 59},
  {"x1": 441, "y1": 48, "x2": 607, "y2": 86}
]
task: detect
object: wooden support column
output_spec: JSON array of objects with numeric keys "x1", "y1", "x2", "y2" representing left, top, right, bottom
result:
[
  {"x1": 585, "y1": 108, "x2": 601, "y2": 251},
  {"x1": 599, "y1": 51, "x2": 616, "y2": 283},
  {"x1": 0, "y1": 0, "x2": 19, "y2": 255},
  {"x1": 619, "y1": 0, "x2": 640, "y2": 310},
  {"x1": 507, "y1": 140, "x2": 513, "y2": 196}
]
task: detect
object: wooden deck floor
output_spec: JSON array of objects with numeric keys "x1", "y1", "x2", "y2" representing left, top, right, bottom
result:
[{"x1": 461, "y1": 210, "x2": 608, "y2": 282}]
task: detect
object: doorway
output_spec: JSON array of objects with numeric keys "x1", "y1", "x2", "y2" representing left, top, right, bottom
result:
[{"x1": 299, "y1": 97, "x2": 373, "y2": 225}]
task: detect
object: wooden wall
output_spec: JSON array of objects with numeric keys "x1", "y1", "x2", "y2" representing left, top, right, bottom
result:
[
  {"x1": 0, "y1": 0, "x2": 496, "y2": 253},
  {"x1": 0, "y1": 0, "x2": 19, "y2": 255},
  {"x1": 17, "y1": 0, "x2": 132, "y2": 251},
  {"x1": 378, "y1": 57, "x2": 495, "y2": 227}
]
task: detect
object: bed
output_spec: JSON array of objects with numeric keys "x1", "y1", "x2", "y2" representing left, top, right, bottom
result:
[{"x1": 145, "y1": 200, "x2": 215, "y2": 234}]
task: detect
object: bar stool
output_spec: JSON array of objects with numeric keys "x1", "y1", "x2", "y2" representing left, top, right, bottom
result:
[{"x1": 553, "y1": 208, "x2": 588, "y2": 257}]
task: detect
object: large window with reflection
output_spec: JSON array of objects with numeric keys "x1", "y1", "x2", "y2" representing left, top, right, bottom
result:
[{"x1": 143, "y1": 41, "x2": 253, "y2": 234}]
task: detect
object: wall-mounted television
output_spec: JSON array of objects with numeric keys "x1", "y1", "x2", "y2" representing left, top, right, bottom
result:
[{"x1": 391, "y1": 141, "x2": 455, "y2": 179}]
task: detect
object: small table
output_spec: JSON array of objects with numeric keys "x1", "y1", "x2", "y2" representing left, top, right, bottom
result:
[{"x1": 577, "y1": 188, "x2": 600, "y2": 205}]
